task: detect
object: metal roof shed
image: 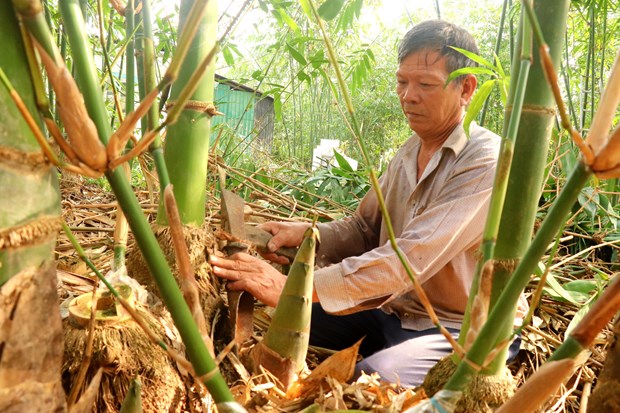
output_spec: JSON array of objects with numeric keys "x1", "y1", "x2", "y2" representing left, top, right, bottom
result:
[{"x1": 212, "y1": 74, "x2": 274, "y2": 148}]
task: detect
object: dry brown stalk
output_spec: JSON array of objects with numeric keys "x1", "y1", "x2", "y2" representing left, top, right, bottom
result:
[{"x1": 162, "y1": 185, "x2": 214, "y2": 356}]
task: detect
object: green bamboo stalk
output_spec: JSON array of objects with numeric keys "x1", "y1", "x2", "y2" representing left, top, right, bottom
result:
[
  {"x1": 439, "y1": 2, "x2": 620, "y2": 395},
  {"x1": 458, "y1": 3, "x2": 533, "y2": 358},
  {"x1": 599, "y1": 3, "x2": 617, "y2": 203},
  {"x1": 484, "y1": 0, "x2": 570, "y2": 370},
  {"x1": 442, "y1": 161, "x2": 591, "y2": 394},
  {"x1": 157, "y1": 0, "x2": 218, "y2": 226},
  {"x1": 139, "y1": 0, "x2": 170, "y2": 190},
  {"x1": 59, "y1": 3, "x2": 236, "y2": 406},
  {"x1": 446, "y1": 0, "x2": 570, "y2": 390},
  {"x1": 588, "y1": 4, "x2": 597, "y2": 128},
  {"x1": 0, "y1": 3, "x2": 65, "y2": 411},
  {"x1": 15, "y1": 0, "x2": 239, "y2": 405},
  {"x1": 125, "y1": 0, "x2": 136, "y2": 117},
  {"x1": 134, "y1": 4, "x2": 147, "y2": 135},
  {"x1": 580, "y1": 4, "x2": 594, "y2": 131},
  {"x1": 111, "y1": 0, "x2": 137, "y2": 270},
  {"x1": 0, "y1": 1, "x2": 60, "y2": 283}
]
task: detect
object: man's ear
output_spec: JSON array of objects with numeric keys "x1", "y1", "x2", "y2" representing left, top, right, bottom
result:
[{"x1": 460, "y1": 74, "x2": 477, "y2": 106}]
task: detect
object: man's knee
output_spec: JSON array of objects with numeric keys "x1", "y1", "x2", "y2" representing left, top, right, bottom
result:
[{"x1": 352, "y1": 329, "x2": 458, "y2": 387}]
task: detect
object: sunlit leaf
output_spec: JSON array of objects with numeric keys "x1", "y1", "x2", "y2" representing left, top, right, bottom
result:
[
  {"x1": 463, "y1": 79, "x2": 495, "y2": 138},
  {"x1": 450, "y1": 46, "x2": 497, "y2": 70},
  {"x1": 318, "y1": 0, "x2": 345, "y2": 21},
  {"x1": 287, "y1": 43, "x2": 307, "y2": 66},
  {"x1": 494, "y1": 53, "x2": 506, "y2": 78},
  {"x1": 499, "y1": 76, "x2": 510, "y2": 105},
  {"x1": 297, "y1": 69, "x2": 311, "y2": 84},
  {"x1": 273, "y1": 92, "x2": 283, "y2": 121},
  {"x1": 333, "y1": 150, "x2": 353, "y2": 172},
  {"x1": 446, "y1": 67, "x2": 496, "y2": 85},
  {"x1": 309, "y1": 49, "x2": 327, "y2": 69},
  {"x1": 273, "y1": 8, "x2": 300, "y2": 34},
  {"x1": 299, "y1": 0, "x2": 312, "y2": 19},
  {"x1": 336, "y1": 0, "x2": 363, "y2": 31}
]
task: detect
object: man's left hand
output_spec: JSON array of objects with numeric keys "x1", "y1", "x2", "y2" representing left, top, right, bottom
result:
[{"x1": 209, "y1": 253, "x2": 286, "y2": 307}]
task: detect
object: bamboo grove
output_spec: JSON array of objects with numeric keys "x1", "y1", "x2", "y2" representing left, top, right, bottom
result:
[{"x1": 0, "y1": 0, "x2": 619, "y2": 412}]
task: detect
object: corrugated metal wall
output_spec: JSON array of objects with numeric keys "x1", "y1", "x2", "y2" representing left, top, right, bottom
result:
[{"x1": 212, "y1": 83, "x2": 255, "y2": 139}]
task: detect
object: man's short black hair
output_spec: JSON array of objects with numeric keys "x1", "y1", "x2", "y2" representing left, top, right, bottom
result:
[{"x1": 398, "y1": 20, "x2": 480, "y2": 79}]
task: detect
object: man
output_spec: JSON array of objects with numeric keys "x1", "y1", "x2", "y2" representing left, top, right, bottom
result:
[{"x1": 210, "y1": 20, "x2": 518, "y2": 387}]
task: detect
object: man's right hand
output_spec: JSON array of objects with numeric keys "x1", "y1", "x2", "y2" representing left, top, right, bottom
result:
[{"x1": 259, "y1": 221, "x2": 312, "y2": 264}]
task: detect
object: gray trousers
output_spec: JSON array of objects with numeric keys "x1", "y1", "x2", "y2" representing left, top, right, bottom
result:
[{"x1": 309, "y1": 304, "x2": 520, "y2": 388}]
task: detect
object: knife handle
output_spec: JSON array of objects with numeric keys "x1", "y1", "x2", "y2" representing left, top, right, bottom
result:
[{"x1": 244, "y1": 224, "x2": 299, "y2": 262}]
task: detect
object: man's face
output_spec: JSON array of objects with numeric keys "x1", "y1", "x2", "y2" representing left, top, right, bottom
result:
[{"x1": 396, "y1": 49, "x2": 470, "y2": 138}]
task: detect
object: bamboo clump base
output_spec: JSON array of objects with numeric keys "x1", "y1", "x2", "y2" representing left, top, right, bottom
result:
[
  {"x1": 125, "y1": 222, "x2": 225, "y2": 337},
  {"x1": 62, "y1": 309, "x2": 188, "y2": 412},
  {"x1": 423, "y1": 356, "x2": 516, "y2": 413}
]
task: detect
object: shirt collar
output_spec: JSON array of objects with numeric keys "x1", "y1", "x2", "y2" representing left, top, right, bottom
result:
[
  {"x1": 407, "y1": 120, "x2": 471, "y2": 156},
  {"x1": 441, "y1": 120, "x2": 471, "y2": 156}
]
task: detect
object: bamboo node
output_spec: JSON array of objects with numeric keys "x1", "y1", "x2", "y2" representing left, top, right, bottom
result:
[
  {"x1": 493, "y1": 258, "x2": 519, "y2": 272},
  {"x1": 165, "y1": 100, "x2": 224, "y2": 117},
  {"x1": 505, "y1": 104, "x2": 556, "y2": 116},
  {"x1": 0, "y1": 216, "x2": 62, "y2": 249},
  {"x1": 0, "y1": 145, "x2": 50, "y2": 170}
]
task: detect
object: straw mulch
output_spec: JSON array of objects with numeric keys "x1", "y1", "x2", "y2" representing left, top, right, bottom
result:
[{"x1": 55, "y1": 168, "x2": 614, "y2": 413}]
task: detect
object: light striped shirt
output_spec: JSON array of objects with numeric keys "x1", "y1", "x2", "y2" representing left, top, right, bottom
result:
[{"x1": 314, "y1": 122, "x2": 501, "y2": 331}]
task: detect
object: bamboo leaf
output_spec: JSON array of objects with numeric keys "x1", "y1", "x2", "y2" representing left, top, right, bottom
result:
[
  {"x1": 333, "y1": 150, "x2": 353, "y2": 172},
  {"x1": 446, "y1": 67, "x2": 496, "y2": 84},
  {"x1": 451, "y1": 46, "x2": 497, "y2": 70},
  {"x1": 336, "y1": 0, "x2": 363, "y2": 31},
  {"x1": 309, "y1": 49, "x2": 327, "y2": 69},
  {"x1": 287, "y1": 43, "x2": 307, "y2": 66},
  {"x1": 542, "y1": 270, "x2": 582, "y2": 305},
  {"x1": 318, "y1": 0, "x2": 345, "y2": 21},
  {"x1": 463, "y1": 79, "x2": 495, "y2": 138},
  {"x1": 563, "y1": 279, "x2": 598, "y2": 295},
  {"x1": 494, "y1": 53, "x2": 506, "y2": 78},
  {"x1": 299, "y1": 0, "x2": 312, "y2": 19},
  {"x1": 297, "y1": 69, "x2": 311, "y2": 84},
  {"x1": 273, "y1": 92, "x2": 283, "y2": 121},
  {"x1": 221, "y1": 46, "x2": 235, "y2": 66},
  {"x1": 499, "y1": 76, "x2": 510, "y2": 105},
  {"x1": 273, "y1": 8, "x2": 300, "y2": 34}
]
